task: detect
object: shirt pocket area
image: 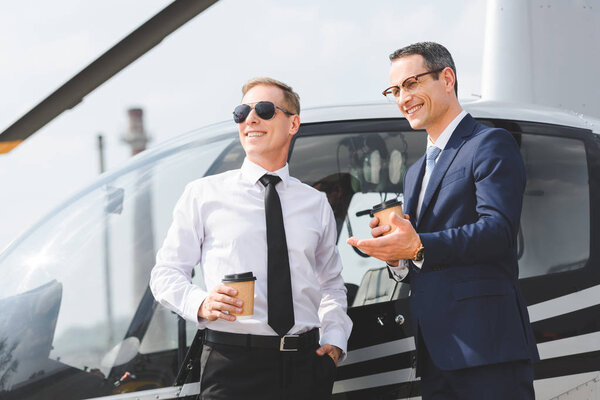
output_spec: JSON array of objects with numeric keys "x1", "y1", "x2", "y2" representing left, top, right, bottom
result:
[{"x1": 452, "y1": 279, "x2": 511, "y2": 301}]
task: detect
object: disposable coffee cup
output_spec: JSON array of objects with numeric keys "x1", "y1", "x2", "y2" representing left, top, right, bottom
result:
[
  {"x1": 372, "y1": 199, "x2": 403, "y2": 236},
  {"x1": 222, "y1": 272, "x2": 256, "y2": 320}
]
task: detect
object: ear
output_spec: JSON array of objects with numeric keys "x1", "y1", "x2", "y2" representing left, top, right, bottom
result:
[
  {"x1": 442, "y1": 67, "x2": 456, "y2": 94},
  {"x1": 288, "y1": 114, "x2": 301, "y2": 136}
]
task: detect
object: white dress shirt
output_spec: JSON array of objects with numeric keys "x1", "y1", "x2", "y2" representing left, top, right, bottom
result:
[
  {"x1": 150, "y1": 158, "x2": 352, "y2": 354},
  {"x1": 389, "y1": 110, "x2": 467, "y2": 279}
]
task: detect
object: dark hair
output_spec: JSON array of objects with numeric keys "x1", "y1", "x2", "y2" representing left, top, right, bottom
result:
[
  {"x1": 242, "y1": 77, "x2": 300, "y2": 115},
  {"x1": 389, "y1": 42, "x2": 458, "y2": 96}
]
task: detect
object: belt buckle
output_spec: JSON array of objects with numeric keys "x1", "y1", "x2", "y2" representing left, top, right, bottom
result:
[{"x1": 280, "y1": 334, "x2": 299, "y2": 352}]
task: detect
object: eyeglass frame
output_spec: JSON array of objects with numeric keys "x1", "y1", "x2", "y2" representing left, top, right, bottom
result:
[{"x1": 381, "y1": 67, "x2": 446, "y2": 99}]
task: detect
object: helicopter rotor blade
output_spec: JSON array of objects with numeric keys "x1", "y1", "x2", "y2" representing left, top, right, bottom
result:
[{"x1": 0, "y1": 0, "x2": 219, "y2": 154}]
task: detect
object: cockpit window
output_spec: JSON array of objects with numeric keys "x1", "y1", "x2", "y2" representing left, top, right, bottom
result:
[
  {"x1": 289, "y1": 123, "x2": 592, "y2": 306},
  {"x1": 289, "y1": 124, "x2": 427, "y2": 307},
  {"x1": 518, "y1": 133, "x2": 590, "y2": 277}
]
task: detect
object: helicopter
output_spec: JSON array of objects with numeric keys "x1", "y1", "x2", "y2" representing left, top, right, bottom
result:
[{"x1": 0, "y1": 0, "x2": 599, "y2": 399}]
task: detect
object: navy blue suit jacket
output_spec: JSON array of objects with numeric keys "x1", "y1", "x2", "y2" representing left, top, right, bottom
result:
[{"x1": 400, "y1": 114, "x2": 540, "y2": 373}]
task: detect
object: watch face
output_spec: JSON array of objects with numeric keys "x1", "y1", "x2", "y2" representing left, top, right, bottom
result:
[{"x1": 414, "y1": 248, "x2": 424, "y2": 261}]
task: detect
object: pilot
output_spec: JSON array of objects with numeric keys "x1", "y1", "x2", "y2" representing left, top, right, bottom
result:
[
  {"x1": 347, "y1": 42, "x2": 540, "y2": 399},
  {"x1": 150, "y1": 77, "x2": 352, "y2": 400}
]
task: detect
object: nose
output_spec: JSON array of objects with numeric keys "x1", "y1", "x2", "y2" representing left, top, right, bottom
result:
[
  {"x1": 397, "y1": 88, "x2": 412, "y2": 106},
  {"x1": 245, "y1": 107, "x2": 260, "y2": 124}
]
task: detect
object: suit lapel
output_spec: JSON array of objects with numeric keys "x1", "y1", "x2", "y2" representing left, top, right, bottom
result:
[{"x1": 417, "y1": 114, "x2": 477, "y2": 227}]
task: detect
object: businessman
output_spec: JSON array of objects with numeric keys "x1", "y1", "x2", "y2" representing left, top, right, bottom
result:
[
  {"x1": 151, "y1": 77, "x2": 352, "y2": 399},
  {"x1": 347, "y1": 42, "x2": 539, "y2": 399}
]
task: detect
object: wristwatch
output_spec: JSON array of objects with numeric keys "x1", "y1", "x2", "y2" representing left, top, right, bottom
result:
[{"x1": 412, "y1": 241, "x2": 425, "y2": 261}]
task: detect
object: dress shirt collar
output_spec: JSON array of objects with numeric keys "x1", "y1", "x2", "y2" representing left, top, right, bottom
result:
[
  {"x1": 241, "y1": 157, "x2": 290, "y2": 187},
  {"x1": 426, "y1": 109, "x2": 467, "y2": 152}
]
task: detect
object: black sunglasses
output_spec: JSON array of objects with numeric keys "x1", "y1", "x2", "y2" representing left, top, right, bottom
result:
[{"x1": 233, "y1": 101, "x2": 294, "y2": 123}]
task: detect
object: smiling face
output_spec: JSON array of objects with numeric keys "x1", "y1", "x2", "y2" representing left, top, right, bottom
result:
[
  {"x1": 238, "y1": 84, "x2": 300, "y2": 171},
  {"x1": 389, "y1": 54, "x2": 459, "y2": 140}
]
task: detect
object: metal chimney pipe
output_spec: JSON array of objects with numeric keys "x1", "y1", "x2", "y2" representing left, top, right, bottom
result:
[
  {"x1": 121, "y1": 108, "x2": 155, "y2": 304},
  {"x1": 122, "y1": 107, "x2": 150, "y2": 155}
]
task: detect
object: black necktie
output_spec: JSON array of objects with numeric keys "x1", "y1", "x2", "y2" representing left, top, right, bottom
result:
[{"x1": 259, "y1": 174, "x2": 295, "y2": 336}]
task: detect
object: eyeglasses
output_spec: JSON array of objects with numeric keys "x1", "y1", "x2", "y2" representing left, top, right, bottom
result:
[
  {"x1": 382, "y1": 68, "x2": 445, "y2": 101},
  {"x1": 233, "y1": 101, "x2": 294, "y2": 123}
]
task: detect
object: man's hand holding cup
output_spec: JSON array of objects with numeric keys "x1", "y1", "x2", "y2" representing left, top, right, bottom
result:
[
  {"x1": 198, "y1": 284, "x2": 243, "y2": 322},
  {"x1": 347, "y1": 199, "x2": 418, "y2": 262}
]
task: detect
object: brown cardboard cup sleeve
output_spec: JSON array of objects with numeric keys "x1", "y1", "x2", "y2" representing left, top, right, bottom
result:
[{"x1": 222, "y1": 272, "x2": 256, "y2": 319}]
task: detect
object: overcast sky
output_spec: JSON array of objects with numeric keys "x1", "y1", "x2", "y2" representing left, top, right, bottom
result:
[{"x1": 0, "y1": 0, "x2": 487, "y2": 251}]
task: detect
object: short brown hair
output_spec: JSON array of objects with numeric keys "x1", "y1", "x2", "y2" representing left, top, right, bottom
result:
[
  {"x1": 241, "y1": 77, "x2": 300, "y2": 115},
  {"x1": 389, "y1": 42, "x2": 458, "y2": 96}
]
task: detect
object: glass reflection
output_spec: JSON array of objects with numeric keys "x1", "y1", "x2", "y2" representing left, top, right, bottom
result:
[{"x1": 0, "y1": 123, "x2": 236, "y2": 399}]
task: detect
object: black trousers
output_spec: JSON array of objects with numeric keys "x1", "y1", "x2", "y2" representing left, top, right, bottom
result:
[
  {"x1": 198, "y1": 342, "x2": 336, "y2": 400},
  {"x1": 420, "y1": 339, "x2": 535, "y2": 400}
]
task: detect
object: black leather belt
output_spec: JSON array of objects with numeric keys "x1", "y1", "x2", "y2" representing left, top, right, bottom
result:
[{"x1": 204, "y1": 328, "x2": 320, "y2": 352}]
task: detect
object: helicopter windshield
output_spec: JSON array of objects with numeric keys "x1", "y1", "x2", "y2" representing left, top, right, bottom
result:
[{"x1": 0, "y1": 122, "x2": 238, "y2": 397}]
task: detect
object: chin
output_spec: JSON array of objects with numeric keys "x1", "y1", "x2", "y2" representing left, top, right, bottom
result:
[
  {"x1": 406, "y1": 118, "x2": 423, "y2": 131},
  {"x1": 244, "y1": 149, "x2": 260, "y2": 160}
]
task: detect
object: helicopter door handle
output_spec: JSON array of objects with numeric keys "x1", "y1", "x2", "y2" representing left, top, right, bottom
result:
[{"x1": 378, "y1": 314, "x2": 404, "y2": 326}]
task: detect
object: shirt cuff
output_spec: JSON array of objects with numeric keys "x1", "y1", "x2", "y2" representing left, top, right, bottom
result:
[
  {"x1": 387, "y1": 260, "x2": 410, "y2": 281},
  {"x1": 183, "y1": 286, "x2": 208, "y2": 325},
  {"x1": 320, "y1": 329, "x2": 348, "y2": 362},
  {"x1": 412, "y1": 258, "x2": 424, "y2": 269}
]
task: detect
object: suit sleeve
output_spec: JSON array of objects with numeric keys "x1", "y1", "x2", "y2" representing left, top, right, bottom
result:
[{"x1": 419, "y1": 129, "x2": 525, "y2": 267}]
